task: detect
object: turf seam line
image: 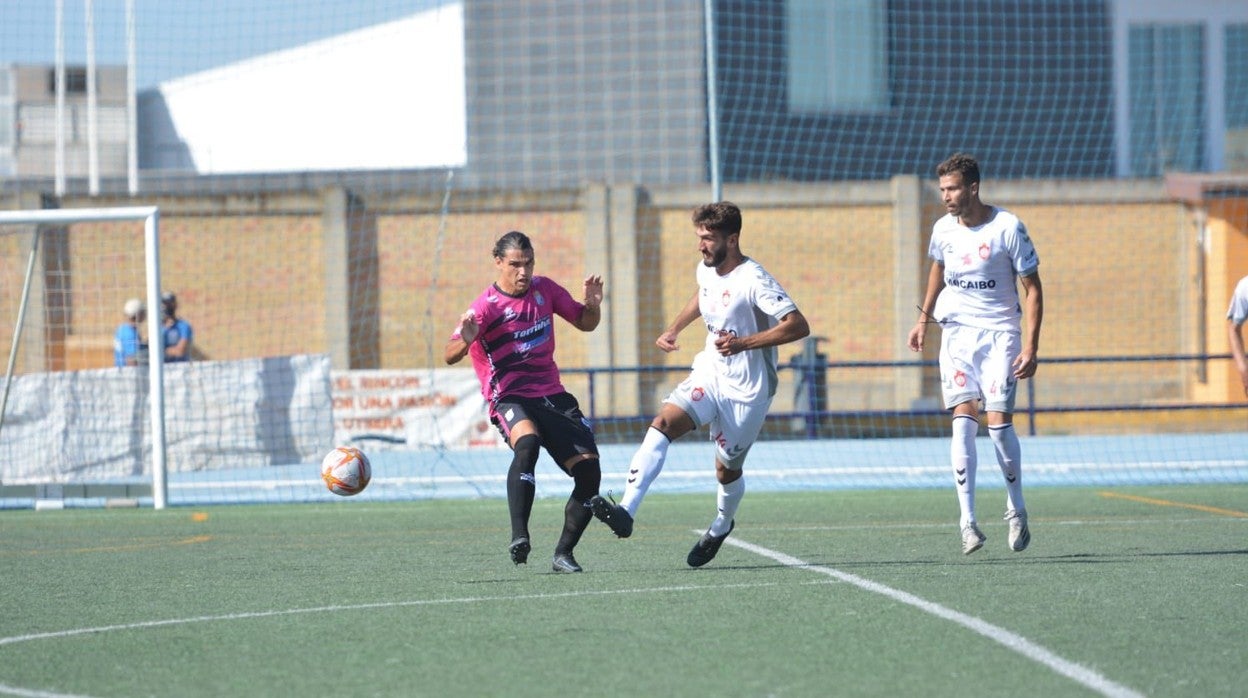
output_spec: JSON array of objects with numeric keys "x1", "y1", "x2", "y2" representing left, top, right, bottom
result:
[{"x1": 1097, "y1": 491, "x2": 1248, "y2": 518}]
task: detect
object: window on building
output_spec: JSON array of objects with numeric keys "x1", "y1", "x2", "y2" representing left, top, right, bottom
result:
[
  {"x1": 47, "y1": 67, "x2": 88, "y2": 95},
  {"x1": 1226, "y1": 24, "x2": 1248, "y2": 171},
  {"x1": 1128, "y1": 24, "x2": 1205, "y2": 176},
  {"x1": 785, "y1": 0, "x2": 888, "y2": 114}
]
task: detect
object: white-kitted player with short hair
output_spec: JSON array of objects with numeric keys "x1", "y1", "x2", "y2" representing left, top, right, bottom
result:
[
  {"x1": 1226, "y1": 275, "x2": 1248, "y2": 398},
  {"x1": 591, "y1": 201, "x2": 810, "y2": 567},
  {"x1": 908, "y1": 153, "x2": 1044, "y2": 555}
]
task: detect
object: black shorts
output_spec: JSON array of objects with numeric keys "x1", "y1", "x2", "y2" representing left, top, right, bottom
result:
[{"x1": 491, "y1": 392, "x2": 598, "y2": 469}]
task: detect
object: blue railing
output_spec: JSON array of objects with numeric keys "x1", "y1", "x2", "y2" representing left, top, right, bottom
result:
[{"x1": 566, "y1": 352, "x2": 1245, "y2": 439}]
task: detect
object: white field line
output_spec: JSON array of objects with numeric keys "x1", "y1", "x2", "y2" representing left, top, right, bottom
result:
[
  {"x1": 721, "y1": 535, "x2": 1145, "y2": 698},
  {"x1": 0, "y1": 580, "x2": 833, "y2": 698},
  {"x1": 0, "y1": 521, "x2": 1187, "y2": 698},
  {"x1": 0, "y1": 580, "x2": 823, "y2": 647}
]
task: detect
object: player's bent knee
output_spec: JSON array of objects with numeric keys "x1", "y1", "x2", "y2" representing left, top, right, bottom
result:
[
  {"x1": 512, "y1": 434, "x2": 541, "y2": 470},
  {"x1": 569, "y1": 457, "x2": 601, "y2": 502},
  {"x1": 651, "y1": 410, "x2": 695, "y2": 439},
  {"x1": 716, "y1": 465, "x2": 744, "y2": 485}
]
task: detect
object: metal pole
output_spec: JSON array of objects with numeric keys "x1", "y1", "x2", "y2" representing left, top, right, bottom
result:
[
  {"x1": 144, "y1": 210, "x2": 167, "y2": 509},
  {"x1": 703, "y1": 0, "x2": 721, "y2": 202},
  {"x1": 86, "y1": 0, "x2": 100, "y2": 196},
  {"x1": 126, "y1": 0, "x2": 138, "y2": 195},
  {"x1": 54, "y1": 0, "x2": 66, "y2": 197},
  {"x1": 0, "y1": 228, "x2": 43, "y2": 435}
]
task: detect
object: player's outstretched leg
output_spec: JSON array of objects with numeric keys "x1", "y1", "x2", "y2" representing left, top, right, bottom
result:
[
  {"x1": 590, "y1": 493, "x2": 633, "y2": 538},
  {"x1": 618, "y1": 427, "x2": 672, "y2": 520}
]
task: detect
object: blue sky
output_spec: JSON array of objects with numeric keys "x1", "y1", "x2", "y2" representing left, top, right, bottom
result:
[{"x1": 1, "y1": 1, "x2": 439, "y2": 89}]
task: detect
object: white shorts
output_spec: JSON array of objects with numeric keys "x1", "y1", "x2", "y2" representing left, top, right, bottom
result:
[
  {"x1": 938, "y1": 324, "x2": 1020, "y2": 413},
  {"x1": 664, "y1": 361, "x2": 771, "y2": 470}
]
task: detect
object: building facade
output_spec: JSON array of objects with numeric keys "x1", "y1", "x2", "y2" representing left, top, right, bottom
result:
[{"x1": 0, "y1": 64, "x2": 130, "y2": 181}]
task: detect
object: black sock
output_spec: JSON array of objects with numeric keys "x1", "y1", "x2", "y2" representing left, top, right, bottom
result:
[
  {"x1": 556, "y1": 458, "x2": 601, "y2": 554},
  {"x1": 555, "y1": 497, "x2": 593, "y2": 555},
  {"x1": 507, "y1": 435, "x2": 540, "y2": 541}
]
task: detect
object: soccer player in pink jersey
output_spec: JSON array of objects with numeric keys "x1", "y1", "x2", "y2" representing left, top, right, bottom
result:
[
  {"x1": 445, "y1": 231, "x2": 609, "y2": 573},
  {"x1": 908, "y1": 153, "x2": 1044, "y2": 555}
]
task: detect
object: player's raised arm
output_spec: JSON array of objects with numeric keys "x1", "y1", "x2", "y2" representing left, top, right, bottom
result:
[
  {"x1": 444, "y1": 310, "x2": 478, "y2": 365},
  {"x1": 656, "y1": 290, "x2": 702, "y2": 352},
  {"x1": 573, "y1": 274, "x2": 603, "y2": 331}
]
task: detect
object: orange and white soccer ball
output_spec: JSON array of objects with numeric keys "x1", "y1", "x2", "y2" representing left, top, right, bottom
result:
[{"x1": 320, "y1": 446, "x2": 372, "y2": 496}]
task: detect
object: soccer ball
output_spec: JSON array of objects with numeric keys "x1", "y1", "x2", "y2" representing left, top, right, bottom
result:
[{"x1": 320, "y1": 446, "x2": 372, "y2": 496}]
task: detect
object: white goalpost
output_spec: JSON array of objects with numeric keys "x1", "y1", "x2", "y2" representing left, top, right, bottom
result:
[{"x1": 0, "y1": 206, "x2": 167, "y2": 509}]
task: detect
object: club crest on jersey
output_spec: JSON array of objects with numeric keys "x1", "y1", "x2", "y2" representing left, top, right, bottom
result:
[
  {"x1": 535, "y1": 291, "x2": 545, "y2": 306},
  {"x1": 691, "y1": 386, "x2": 705, "y2": 401},
  {"x1": 979, "y1": 243, "x2": 990, "y2": 260},
  {"x1": 954, "y1": 370, "x2": 967, "y2": 387},
  {"x1": 721, "y1": 289, "x2": 731, "y2": 306}
]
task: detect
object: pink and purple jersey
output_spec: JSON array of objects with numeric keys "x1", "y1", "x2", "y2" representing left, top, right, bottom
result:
[{"x1": 453, "y1": 276, "x2": 586, "y2": 406}]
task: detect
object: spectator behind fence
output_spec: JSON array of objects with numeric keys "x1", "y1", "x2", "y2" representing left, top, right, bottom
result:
[
  {"x1": 161, "y1": 292, "x2": 194, "y2": 362},
  {"x1": 113, "y1": 298, "x2": 148, "y2": 367}
]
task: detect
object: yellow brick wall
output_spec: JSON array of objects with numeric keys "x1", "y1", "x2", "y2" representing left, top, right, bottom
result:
[
  {"x1": 372, "y1": 208, "x2": 592, "y2": 395},
  {"x1": 1194, "y1": 198, "x2": 1248, "y2": 402},
  {"x1": 649, "y1": 203, "x2": 899, "y2": 408},
  {"x1": 3, "y1": 187, "x2": 1244, "y2": 413}
]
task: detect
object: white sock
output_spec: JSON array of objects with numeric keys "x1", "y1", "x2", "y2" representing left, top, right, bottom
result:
[
  {"x1": 619, "y1": 427, "x2": 669, "y2": 517},
  {"x1": 951, "y1": 415, "x2": 979, "y2": 528},
  {"x1": 709, "y1": 475, "x2": 744, "y2": 536},
  {"x1": 989, "y1": 423, "x2": 1025, "y2": 514}
]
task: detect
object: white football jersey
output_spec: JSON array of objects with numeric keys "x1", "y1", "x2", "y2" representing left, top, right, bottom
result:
[
  {"x1": 1227, "y1": 275, "x2": 1248, "y2": 326},
  {"x1": 929, "y1": 207, "x2": 1039, "y2": 332},
  {"x1": 693, "y1": 257, "x2": 799, "y2": 402}
]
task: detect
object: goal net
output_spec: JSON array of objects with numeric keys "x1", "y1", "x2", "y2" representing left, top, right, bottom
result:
[
  {"x1": 0, "y1": 207, "x2": 333, "y2": 509},
  {"x1": 1, "y1": 2, "x2": 1246, "y2": 507}
]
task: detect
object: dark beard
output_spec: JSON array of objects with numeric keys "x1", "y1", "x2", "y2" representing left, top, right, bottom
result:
[{"x1": 702, "y1": 247, "x2": 727, "y2": 267}]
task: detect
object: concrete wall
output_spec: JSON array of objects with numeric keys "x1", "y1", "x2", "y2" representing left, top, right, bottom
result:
[{"x1": 1, "y1": 178, "x2": 1242, "y2": 431}]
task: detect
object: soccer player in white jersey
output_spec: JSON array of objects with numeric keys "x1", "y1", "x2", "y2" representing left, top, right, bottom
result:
[
  {"x1": 907, "y1": 153, "x2": 1044, "y2": 555},
  {"x1": 591, "y1": 201, "x2": 810, "y2": 567},
  {"x1": 1227, "y1": 275, "x2": 1248, "y2": 398}
]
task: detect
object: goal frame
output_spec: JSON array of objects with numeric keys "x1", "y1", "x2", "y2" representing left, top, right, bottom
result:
[{"x1": 0, "y1": 206, "x2": 168, "y2": 509}]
